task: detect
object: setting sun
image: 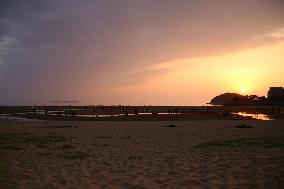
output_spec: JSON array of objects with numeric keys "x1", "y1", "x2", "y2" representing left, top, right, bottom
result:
[{"x1": 240, "y1": 87, "x2": 248, "y2": 95}]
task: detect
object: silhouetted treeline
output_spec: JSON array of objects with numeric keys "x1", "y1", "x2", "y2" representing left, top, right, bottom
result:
[{"x1": 210, "y1": 90, "x2": 284, "y2": 106}]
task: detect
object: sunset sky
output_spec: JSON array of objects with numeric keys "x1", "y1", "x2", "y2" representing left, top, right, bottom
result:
[{"x1": 0, "y1": 0, "x2": 284, "y2": 105}]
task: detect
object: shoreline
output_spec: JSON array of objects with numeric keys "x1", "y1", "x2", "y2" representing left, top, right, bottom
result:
[
  {"x1": 1, "y1": 112, "x2": 257, "y2": 121},
  {"x1": 1, "y1": 105, "x2": 283, "y2": 121}
]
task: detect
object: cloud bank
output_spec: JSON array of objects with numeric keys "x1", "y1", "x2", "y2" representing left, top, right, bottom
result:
[{"x1": 0, "y1": 0, "x2": 284, "y2": 105}]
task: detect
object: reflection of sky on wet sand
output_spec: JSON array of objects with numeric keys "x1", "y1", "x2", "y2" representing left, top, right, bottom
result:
[
  {"x1": 0, "y1": 114, "x2": 41, "y2": 121},
  {"x1": 233, "y1": 112, "x2": 273, "y2": 121}
]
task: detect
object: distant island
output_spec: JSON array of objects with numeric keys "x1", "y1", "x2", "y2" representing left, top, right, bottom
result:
[{"x1": 210, "y1": 87, "x2": 284, "y2": 106}]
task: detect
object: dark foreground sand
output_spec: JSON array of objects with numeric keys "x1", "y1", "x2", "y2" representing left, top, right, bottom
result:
[{"x1": 0, "y1": 120, "x2": 283, "y2": 189}]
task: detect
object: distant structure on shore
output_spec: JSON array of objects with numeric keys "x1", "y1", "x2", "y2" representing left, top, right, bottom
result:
[
  {"x1": 268, "y1": 87, "x2": 284, "y2": 101},
  {"x1": 210, "y1": 86, "x2": 284, "y2": 106}
]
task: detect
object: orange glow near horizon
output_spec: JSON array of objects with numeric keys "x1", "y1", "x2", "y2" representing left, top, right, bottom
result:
[{"x1": 103, "y1": 40, "x2": 284, "y2": 105}]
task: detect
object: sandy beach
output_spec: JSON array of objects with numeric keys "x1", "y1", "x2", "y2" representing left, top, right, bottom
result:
[
  {"x1": 0, "y1": 120, "x2": 283, "y2": 189},
  {"x1": 2, "y1": 0, "x2": 284, "y2": 188}
]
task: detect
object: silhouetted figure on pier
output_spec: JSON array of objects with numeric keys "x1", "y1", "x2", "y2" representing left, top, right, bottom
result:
[
  {"x1": 222, "y1": 110, "x2": 231, "y2": 118},
  {"x1": 92, "y1": 107, "x2": 95, "y2": 118},
  {"x1": 56, "y1": 111, "x2": 62, "y2": 117},
  {"x1": 45, "y1": 109, "x2": 48, "y2": 116},
  {"x1": 71, "y1": 110, "x2": 76, "y2": 117},
  {"x1": 123, "y1": 108, "x2": 128, "y2": 116}
]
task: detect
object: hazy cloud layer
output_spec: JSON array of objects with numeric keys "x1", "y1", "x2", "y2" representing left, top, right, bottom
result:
[
  {"x1": 0, "y1": 0, "x2": 284, "y2": 104},
  {"x1": 254, "y1": 27, "x2": 284, "y2": 42}
]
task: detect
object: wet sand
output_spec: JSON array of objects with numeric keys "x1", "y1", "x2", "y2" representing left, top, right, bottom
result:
[
  {"x1": 6, "y1": 112, "x2": 228, "y2": 121},
  {"x1": 0, "y1": 120, "x2": 283, "y2": 188}
]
